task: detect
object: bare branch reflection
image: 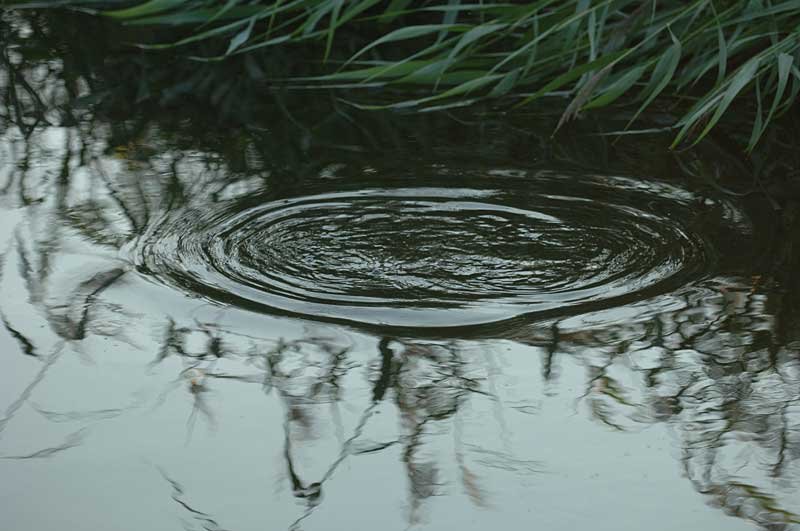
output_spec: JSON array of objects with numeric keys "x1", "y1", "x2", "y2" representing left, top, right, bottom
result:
[{"x1": 1, "y1": 11, "x2": 800, "y2": 530}]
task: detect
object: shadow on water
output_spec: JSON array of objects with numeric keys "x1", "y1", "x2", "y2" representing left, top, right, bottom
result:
[{"x1": 2, "y1": 8, "x2": 800, "y2": 531}]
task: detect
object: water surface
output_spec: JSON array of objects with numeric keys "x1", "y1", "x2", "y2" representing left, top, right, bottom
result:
[{"x1": 2, "y1": 13, "x2": 800, "y2": 531}]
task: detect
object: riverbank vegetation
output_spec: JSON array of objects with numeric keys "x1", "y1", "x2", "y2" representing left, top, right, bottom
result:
[{"x1": 4, "y1": 0, "x2": 800, "y2": 153}]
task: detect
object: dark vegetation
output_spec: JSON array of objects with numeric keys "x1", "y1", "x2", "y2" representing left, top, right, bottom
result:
[
  {"x1": 2, "y1": 6, "x2": 800, "y2": 529},
  {"x1": 4, "y1": 0, "x2": 800, "y2": 153},
  {"x1": 0, "y1": 2, "x2": 798, "y2": 229}
]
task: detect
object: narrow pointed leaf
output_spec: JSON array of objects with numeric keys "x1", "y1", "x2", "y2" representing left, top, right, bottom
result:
[
  {"x1": 226, "y1": 16, "x2": 255, "y2": 55},
  {"x1": 583, "y1": 65, "x2": 646, "y2": 110},
  {"x1": 673, "y1": 57, "x2": 761, "y2": 148},
  {"x1": 105, "y1": 0, "x2": 187, "y2": 19},
  {"x1": 626, "y1": 37, "x2": 681, "y2": 129},
  {"x1": 516, "y1": 49, "x2": 630, "y2": 107},
  {"x1": 345, "y1": 25, "x2": 460, "y2": 67}
]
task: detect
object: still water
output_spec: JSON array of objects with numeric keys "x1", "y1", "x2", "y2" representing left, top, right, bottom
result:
[{"x1": 2, "y1": 17, "x2": 800, "y2": 531}]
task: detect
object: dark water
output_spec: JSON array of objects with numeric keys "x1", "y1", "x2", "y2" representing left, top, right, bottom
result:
[
  {"x1": 3, "y1": 11, "x2": 800, "y2": 531},
  {"x1": 136, "y1": 174, "x2": 718, "y2": 329}
]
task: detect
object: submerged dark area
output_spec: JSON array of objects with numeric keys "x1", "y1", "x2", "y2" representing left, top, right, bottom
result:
[{"x1": 2, "y1": 8, "x2": 800, "y2": 531}]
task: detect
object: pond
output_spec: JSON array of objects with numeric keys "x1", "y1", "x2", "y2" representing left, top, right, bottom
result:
[{"x1": 2, "y1": 12, "x2": 800, "y2": 531}]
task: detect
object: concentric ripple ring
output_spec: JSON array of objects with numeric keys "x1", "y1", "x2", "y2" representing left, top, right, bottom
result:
[{"x1": 133, "y1": 172, "x2": 740, "y2": 328}]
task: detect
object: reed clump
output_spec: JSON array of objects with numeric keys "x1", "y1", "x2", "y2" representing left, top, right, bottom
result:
[{"x1": 6, "y1": 0, "x2": 800, "y2": 151}]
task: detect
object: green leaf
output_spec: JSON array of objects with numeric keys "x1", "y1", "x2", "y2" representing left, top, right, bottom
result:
[
  {"x1": 340, "y1": 0, "x2": 383, "y2": 25},
  {"x1": 583, "y1": 65, "x2": 646, "y2": 110},
  {"x1": 489, "y1": 68, "x2": 520, "y2": 97},
  {"x1": 202, "y1": 0, "x2": 241, "y2": 28},
  {"x1": 190, "y1": 35, "x2": 291, "y2": 61},
  {"x1": 226, "y1": 16, "x2": 255, "y2": 55},
  {"x1": 713, "y1": 7, "x2": 728, "y2": 86},
  {"x1": 133, "y1": 0, "x2": 302, "y2": 49},
  {"x1": 121, "y1": 6, "x2": 263, "y2": 26},
  {"x1": 673, "y1": 57, "x2": 761, "y2": 148},
  {"x1": 379, "y1": 0, "x2": 414, "y2": 23},
  {"x1": 516, "y1": 48, "x2": 631, "y2": 107},
  {"x1": 295, "y1": 61, "x2": 430, "y2": 82},
  {"x1": 449, "y1": 23, "x2": 506, "y2": 60},
  {"x1": 378, "y1": 73, "x2": 503, "y2": 109},
  {"x1": 747, "y1": 78, "x2": 764, "y2": 151},
  {"x1": 436, "y1": 23, "x2": 506, "y2": 87},
  {"x1": 345, "y1": 24, "x2": 461, "y2": 67},
  {"x1": 626, "y1": 36, "x2": 681, "y2": 130},
  {"x1": 325, "y1": 0, "x2": 344, "y2": 61},
  {"x1": 747, "y1": 52, "x2": 793, "y2": 151},
  {"x1": 105, "y1": 0, "x2": 188, "y2": 19}
]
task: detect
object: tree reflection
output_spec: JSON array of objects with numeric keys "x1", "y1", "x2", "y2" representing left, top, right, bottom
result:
[
  {"x1": 516, "y1": 283, "x2": 800, "y2": 529},
  {"x1": 2, "y1": 8, "x2": 800, "y2": 531}
]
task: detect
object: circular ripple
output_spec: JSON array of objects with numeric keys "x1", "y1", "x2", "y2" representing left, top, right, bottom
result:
[{"x1": 135, "y1": 173, "x2": 737, "y2": 328}]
